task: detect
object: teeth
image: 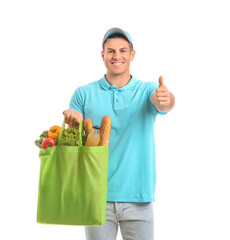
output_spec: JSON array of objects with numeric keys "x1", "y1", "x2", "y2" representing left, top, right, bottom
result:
[{"x1": 113, "y1": 62, "x2": 122, "y2": 66}]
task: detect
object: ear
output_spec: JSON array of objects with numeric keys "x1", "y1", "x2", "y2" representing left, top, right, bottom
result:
[
  {"x1": 101, "y1": 50, "x2": 105, "y2": 61},
  {"x1": 130, "y1": 50, "x2": 136, "y2": 61}
]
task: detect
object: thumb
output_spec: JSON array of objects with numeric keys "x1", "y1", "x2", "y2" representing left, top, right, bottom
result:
[{"x1": 159, "y1": 76, "x2": 164, "y2": 87}]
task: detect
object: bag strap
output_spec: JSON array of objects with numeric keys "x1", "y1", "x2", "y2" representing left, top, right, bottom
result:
[
  {"x1": 78, "y1": 120, "x2": 83, "y2": 147},
  {"x1": 57, "y1": 118, "x2": 83, "y2": 147}
]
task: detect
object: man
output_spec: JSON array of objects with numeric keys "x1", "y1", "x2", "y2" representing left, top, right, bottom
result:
[{"x1": 63, "y1": 27, "x2": 175, "y2": 240}]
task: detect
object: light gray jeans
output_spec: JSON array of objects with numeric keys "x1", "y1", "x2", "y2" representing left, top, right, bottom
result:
[{"x1": 85, "y1": 201, "x2": 154, "y2": 240}]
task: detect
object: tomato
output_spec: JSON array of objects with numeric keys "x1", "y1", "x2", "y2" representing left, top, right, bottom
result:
[{"x1": 42, "y1": 138, "x2": 56, "y2": 149}]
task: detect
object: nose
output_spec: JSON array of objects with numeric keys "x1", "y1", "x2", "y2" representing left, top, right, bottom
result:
[{"x1": 113, "y1": 51, "x2": 121, "y2": 60}]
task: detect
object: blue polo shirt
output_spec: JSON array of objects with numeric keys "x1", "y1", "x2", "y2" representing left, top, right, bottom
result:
[{"x1": 69, "y1": 75, "x2": 164, "y2": 202}]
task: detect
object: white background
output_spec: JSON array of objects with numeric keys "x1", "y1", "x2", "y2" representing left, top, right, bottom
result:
[{"x1": 0, "y1": 0, "x2": 230, "y2": 239}]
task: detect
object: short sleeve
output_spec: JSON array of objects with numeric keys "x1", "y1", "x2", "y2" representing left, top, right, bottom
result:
[
  {"x1": 69, "y1": 87, "x2": 84, "y2": 115},
  {"x1": 147, "y1": 82, "x2": 166, "y2": 116}
]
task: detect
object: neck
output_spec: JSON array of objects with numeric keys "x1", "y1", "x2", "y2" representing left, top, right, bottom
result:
[{"x1": 105, "y1": 72, "x2": 132, "y2": 89}]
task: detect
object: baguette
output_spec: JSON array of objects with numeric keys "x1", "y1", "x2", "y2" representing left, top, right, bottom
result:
[
  {"x1": 98, "y1": 116, "x2": 112, "y2": 146},
  {"x1": 83, "y1": 118, "x2": 93, "y2": 136}
]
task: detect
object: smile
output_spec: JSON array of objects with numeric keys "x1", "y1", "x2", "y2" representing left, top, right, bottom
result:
[{"x1": 111, "y1": 62, "x2": 124, "y2": 67}]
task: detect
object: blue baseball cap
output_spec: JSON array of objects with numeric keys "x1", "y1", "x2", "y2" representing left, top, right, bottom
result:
[{"x1": 103, "y1": 27, "x2": 133, "y2": 48}]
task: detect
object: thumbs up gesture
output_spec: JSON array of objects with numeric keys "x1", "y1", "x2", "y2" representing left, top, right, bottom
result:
[
  {"x1": 156, "y1": 76, "x2": 171, "y2": 106},
  {"x1": 151, "y1": 76, "x2": 175, "y2": 112}
]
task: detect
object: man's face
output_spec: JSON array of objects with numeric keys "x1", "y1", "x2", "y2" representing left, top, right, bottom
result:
[{"x1": 101, "y1": 38, "x2": 135, "y2": 77}]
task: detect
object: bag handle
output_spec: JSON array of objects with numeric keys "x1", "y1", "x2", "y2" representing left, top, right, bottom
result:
[{"x1": 57, "y1": 118, "x2": 83, "y2": 147}]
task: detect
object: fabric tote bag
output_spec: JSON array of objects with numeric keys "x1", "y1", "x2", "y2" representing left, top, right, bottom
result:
[{"x1": 37, "y1": 120, "x2": 109, "y2": 226}]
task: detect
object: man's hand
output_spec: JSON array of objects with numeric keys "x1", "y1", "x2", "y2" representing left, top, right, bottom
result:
[
  {"x1": 63, "y1": 109, "x2": 83, "y2": 127},
  {"x1": 156, "y1": 76, "x2": 171, "y2": 106},
  {"x1": 151, "y1": 76, "x2": 175, "y2": 113}
]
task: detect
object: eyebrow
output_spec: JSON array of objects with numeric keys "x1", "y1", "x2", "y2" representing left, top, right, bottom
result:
[{"x1": 107, "y1": 47, "x2": 128, "y2": 51}]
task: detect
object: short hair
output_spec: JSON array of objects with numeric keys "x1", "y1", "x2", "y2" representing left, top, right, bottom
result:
[{"x1": 102, "y1": 33, "x2": 133, "y2": 52}]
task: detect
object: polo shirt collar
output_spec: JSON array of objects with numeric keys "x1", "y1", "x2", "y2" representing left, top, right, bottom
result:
[{"x1": 99, "y1": 75, "x2": 138, "y2": 91}]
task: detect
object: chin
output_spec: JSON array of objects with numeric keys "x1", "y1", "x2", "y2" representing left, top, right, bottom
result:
[{"x1": 111, "y1": 72, "x2": 125, "y2": 76}]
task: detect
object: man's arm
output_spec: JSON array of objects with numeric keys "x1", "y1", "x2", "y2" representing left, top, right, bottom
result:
[{"x1": 150, "y1": 76, "x2": 175, "y2": 113}]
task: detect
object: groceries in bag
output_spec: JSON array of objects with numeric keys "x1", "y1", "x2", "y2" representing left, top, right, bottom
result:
[
  {"x1": 35, "y1": 124, "x2": 86, "y2": 149},
  {"x1": 48, "y1": 125, "x2": 61, "y2": 139},
  {"x1": 84, "y1": 126, "x2": 100, "y2": 146},
  {"x1": 36, "y1": 119, "x2": 110, "y2": 226},
  {"x1": 83, "y1": 116, "x2": 112, "y2": 146},
  {"x1": 34, "y1": 116, "x2": 112, "y2": 148},
  {"x1": 42, "y1": 138, "x2": 56, "y2": 149}
]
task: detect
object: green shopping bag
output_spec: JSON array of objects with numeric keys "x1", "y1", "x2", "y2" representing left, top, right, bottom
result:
[{"x1": 37, "y1": 120, "x2": 109, "y2": 226}]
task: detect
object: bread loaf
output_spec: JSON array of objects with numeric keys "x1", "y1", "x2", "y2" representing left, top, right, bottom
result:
[
  {"x1": 83, "y1": 118, "x2": 93, "y2": 136},
  {"x1": 98, "y1": 116, "x2": 112, "y2": 146}
]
